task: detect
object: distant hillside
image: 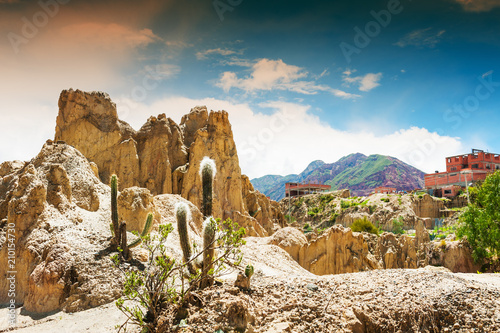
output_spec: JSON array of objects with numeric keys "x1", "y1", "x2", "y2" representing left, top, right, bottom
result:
[{"x1": 251, "y1": 153, "x2": 425, "y2": 201}]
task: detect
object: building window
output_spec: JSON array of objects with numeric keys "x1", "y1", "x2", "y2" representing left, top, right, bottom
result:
[
  {"x1": 451, "y1": 167, "x2": 457, "y2": 171},
  {"x1": 448, "y1": 158, "x2": 451, "y2": 163},
  {"x1": 444, "y1": 190, "x2": 452, "y2": 194},
  {"x1": 471, "y1": 164, "x2": 479, "y2": 169},
  {"x1": 497, "y1": 165, "x2": 500, "y2": 170},
  {"x1": 486, "y1": 164, "x2": 491, "y2": 169},
  {"x1": 450, "y1": 173, "x2": 457, "y2": 177}
]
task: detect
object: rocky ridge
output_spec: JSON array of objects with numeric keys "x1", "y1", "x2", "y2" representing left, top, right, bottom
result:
[{"x1": 54, "y1": 89, "x2": 283, "y2": 236}]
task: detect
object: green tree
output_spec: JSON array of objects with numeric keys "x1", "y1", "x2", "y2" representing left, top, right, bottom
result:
[
  {"x1": 350, "y1": 217, "x2": 379, "y2": 235},
  {"x1": 457, "y1": 171, "x2": 500, "y2": 262}
]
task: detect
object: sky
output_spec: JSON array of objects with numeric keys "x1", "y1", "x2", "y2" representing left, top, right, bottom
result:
[{"x1": 1, "y1": 0, "x2": 499, "y2": 179}]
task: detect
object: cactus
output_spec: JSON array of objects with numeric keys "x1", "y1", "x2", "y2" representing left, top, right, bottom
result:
[
  {"x1": 110, "y1": 175, "x2": 121, "y2": 248},
  {"x1": 176, "y1": 202, "x2": 196, "y2": 275},
  {"x1": 128, "y1": 213, "x2": 154, "y2": 249},
  {"x1": 120, "y1": 222, "x2": 129, "y2": 260},
  {"x1": 201, "y1": 217, "x2": 216, "y2": 288},
  {"x1": 199, "y1": 157, "x2": 216, "y2": 218},
  {"x1": 245, "y1": 264, "x2": 254, "y2": 279}
]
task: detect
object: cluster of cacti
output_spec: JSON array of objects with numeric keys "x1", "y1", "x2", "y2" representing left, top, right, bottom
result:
[
  {"x1": 175, "y1": 157, "x2": 218, "y2": 288},
  {"x1": 110, "y1": 174, "x2": 153, "y2": 259}
]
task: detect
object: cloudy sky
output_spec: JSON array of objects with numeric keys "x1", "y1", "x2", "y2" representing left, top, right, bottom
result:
[{"x1": 1, "y1": 0, "x2": 499, "y2": 179}]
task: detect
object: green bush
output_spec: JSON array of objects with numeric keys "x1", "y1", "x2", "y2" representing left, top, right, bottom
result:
[
  {"x1": 329, "y1": 212, "x2": 338, "y2": 223},
  {"x1": 293, "y1": 197, "x2": 304, "y2": 208},
  {"x1": 285, "y1": 215, "x2": 296, "y2": 224},
  {"x1": 457, "y1": 171, "x2": 500, "y2": 262},
  {"x1": 350, "y1": 217, "x2": 379, "y2": 235},
  {"x1": 307, "y1": 206, "x2": 321, "y2": 217},
  {"x1": 303, "y1": 223, "x2": 313, "y2": 233},
  {"x1": 340, "y1": 200, "x2": 351, "y2": 209},
  {"x1": 380, "y1": 198, "x2": 390, "y2": 203},
  {"x1": 392, "y1": 216, "x2": 405, "y2": 234}
]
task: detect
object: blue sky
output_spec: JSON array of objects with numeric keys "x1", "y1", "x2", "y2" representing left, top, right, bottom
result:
[{"x1": 1, "y1": 0, "x2": 499, "y2": 178}]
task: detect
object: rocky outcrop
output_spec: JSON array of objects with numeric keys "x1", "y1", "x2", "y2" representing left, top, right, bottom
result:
[
  {"x1": 412, "y1": 193, "x2": 446, "y2": 219},
  {"x1": 271, "y1": 221, "x2": 478, "y2": 275},
  {"x1": 55, "y1": 89, "x2": 283, "y2": 235},
  {"x1": 269, "y1": 227, "x2": 307, "y2": 262},
  {"x1": 0, "y1": 142, "x2": 210, "y2": 313}
]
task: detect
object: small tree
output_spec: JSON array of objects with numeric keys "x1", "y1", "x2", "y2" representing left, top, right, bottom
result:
[
  {"x1": 457, "y1": 171, "x2": 500, "y2": 262},
  {"x1": 350, "y1": 217, "x2": 379, "y2": 235}
]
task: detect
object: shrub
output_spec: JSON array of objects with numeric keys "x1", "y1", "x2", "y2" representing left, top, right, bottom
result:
[
  {"x1": 380, "y1": 198, "x2": 390, "y2": 203},
  {"x1": 303, "y1": 223, "x2": 313, "y2": 233},
  {"x1": 307, "y1": 206, "x2": 321, "y2": 217},
  {"x1": 350, "y1": 217, "x2": 379, "y2": 235},
  {"x1": 457, "y1": 171, "x2": 500, "y2": 262},
  {"x1": 112, "y1": 218, "x2": 246, "y2": 332},
  {"x1": 340, "y1": 200, "x2": 351, "y2": 209},
  {"x1": 284, "y1": 215, "x2": 296, "y2": 224},
  {"x1": 293, "y1": 197, "x2": 304, "y2": 208},
  {"x1": 329, "y1": 212, "x2": 338, "y2": 223},
  {"x1": 392, "y1": 216, "x2": 405, "y2": 234}
]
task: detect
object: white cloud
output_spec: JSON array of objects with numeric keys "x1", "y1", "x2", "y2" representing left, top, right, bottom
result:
[
  {"x1": 112, "y1": 97, "x2": 464, "y2": 179},
  {"x1": 395, "y1": 28, "x2": 446, "y2": 48},
  {"x1": 453, "y1": 0, "x2": 500, "y2": 12},
  {"x1": 343, "y1": 70, "x2": 382, "y2": 92},
  {"x1": 0, "y1": 92, "x2": 466, "y2": 181},
  {"x1": 196, "y1": 48, "x2": 240, "y2": 60},
  {"x1": 216, "y1": 58, "x2": 360, "y2": 99}
]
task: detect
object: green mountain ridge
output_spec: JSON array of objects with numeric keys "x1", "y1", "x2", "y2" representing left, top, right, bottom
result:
[{"x1": 251, "y1": 153, "x2": 425, "y2": 201}]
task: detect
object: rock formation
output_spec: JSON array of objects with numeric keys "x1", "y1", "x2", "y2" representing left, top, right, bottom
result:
[
  {"x1": 270, "y1": 221, "x2": 478, "y2": 275},
  {"x1": 55, "y1": 89, "x2": 283, "y2": 235},
  {"x1": 0, "y1": 142, "x2": 205, "y2": 313}
]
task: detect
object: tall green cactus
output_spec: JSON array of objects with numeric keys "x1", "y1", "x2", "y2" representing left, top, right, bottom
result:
[
  {"x1": 199, "y1": 157, "x2": 217, "y2": 288},
  {"x1": 176, "y1": 202, "x2": 196, "y2": 275},
  {"x1": 128, "y1": 213, "x2": 154, "y2": 249},
  {"x1": 200, "y1": 157, "x2": 216, "y2": 218},
  {"x1": 110, "y1": 174, "x2": 121, "y2": 248},
  {"x1": 201, "y1": 217, "x2": 216, "y2": 288}
]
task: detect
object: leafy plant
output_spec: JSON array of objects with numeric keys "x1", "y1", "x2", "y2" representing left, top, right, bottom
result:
[
  {"x1": 380, "y1": 198, "x2": 390, "y2": 203},
  {"x1": 350, "y1": 217, "x2": 379, "y2": 235},
  {"x1": 113, "y1": 218, "x2": 246, "y2": 332},
  {"x1": 307, "y1": 206, "x2": 321, "y2": 217},
  {"x1": 303, "y1": 223, "x2": 313, "y2": 233},
  {"x1": 457, "y1": 171, "x2": 500, "y2": 262},
  {"x1": 392, "y1": 216, "x2": 405, "y2": 234}
]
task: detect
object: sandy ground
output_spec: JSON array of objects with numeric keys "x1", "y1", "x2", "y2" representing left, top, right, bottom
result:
[
  {"x1": 1, "y1": 269, "x2": 499, "y2": 333},
  {"x1": 0, "y1": 302, "x2": 127, "y2": 333}
]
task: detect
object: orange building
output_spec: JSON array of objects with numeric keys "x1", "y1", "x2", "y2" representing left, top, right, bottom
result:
[
  {"x1": 285, "y1": 182, "x2": 331, "y2": 197},
  {"x1": 425, "y1": 149, "x2": 500, "y2": 197}
]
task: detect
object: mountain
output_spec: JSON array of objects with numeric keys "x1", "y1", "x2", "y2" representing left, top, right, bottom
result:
[{"x1": 251, "y1": 153, "x2": 425, "y2": 201}]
